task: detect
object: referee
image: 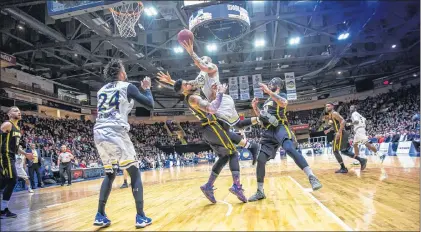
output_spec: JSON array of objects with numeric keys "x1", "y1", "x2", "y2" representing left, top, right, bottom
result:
[
  {"x1": 0, "y1": 106, "x2": 34, "y2": 219},
  {"x1": 57, "y1": 145, "x2": 74, "y2": 186}
]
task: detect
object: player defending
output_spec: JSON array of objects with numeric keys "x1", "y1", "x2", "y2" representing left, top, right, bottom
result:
[
  {"x1": 325, "y1": 103, "x2": 367, "y2": 173},
  {"x1": 173, "y1": 79, "x2": 248, "y2": 203},
  {"x1": 350, "y1": 105, "x2": 386, "y2": 162},
  {"x1": 248, "y1": 78, "x2": 322, "y2": 202},
  {"x1": 0, "y1": 106, "x2": 34, "y2": 218},
  {"x1": 158, "y1": 40, "x2": 260, "y2": 164},
  {"x1": 93, "y1": 60, "x2": 154, "y2": 228}
]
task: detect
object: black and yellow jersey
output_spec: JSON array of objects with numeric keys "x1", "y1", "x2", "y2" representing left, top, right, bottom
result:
[
  {"x1": 328, "y1": 111, "x2": 342, "y2": 133},
  {"x1": 185, "y1": 94, "x2": 217, "y2": 126},
  {"x1": 0, "y1": 120, "x2": 21, "y2": 161},
  {"x1": 261, "y1": 92, "x2": 288, "y2": 127}
]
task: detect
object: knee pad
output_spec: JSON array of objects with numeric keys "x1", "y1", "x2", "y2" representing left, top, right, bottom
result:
[{"x1": 106, "y1": 170, "x2": 116, "y2": 181}]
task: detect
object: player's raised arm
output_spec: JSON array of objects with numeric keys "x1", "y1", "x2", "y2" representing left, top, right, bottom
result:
[
  {"x1": 189, "y1": 84, "x2": 227, "y2": 114},
  {"x1": 182, "y1": 40, "x2": 217, "y2": 74},
  {"x1": 157, "y1": 71, "x2": 175, "y2": 86},
  {"x1": 127, "y1": 77, "x2": 154, "y2": 110},
  {"x1": 258, "y1": 83, "x2": 288, "y2": 107},
  {"x1": 251, "y1": 98, "x2": 261, "y2": 117}
]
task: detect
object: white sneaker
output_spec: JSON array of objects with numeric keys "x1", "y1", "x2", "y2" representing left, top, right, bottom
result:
[{"x1": 28, "y1": 188, "x2": 34, "y2": 193}]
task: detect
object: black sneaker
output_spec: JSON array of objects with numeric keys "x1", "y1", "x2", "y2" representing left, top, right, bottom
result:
[
  {"x1": 309, "y1": 175, "x2": 322, "y2": 191},
  {"x1": 120, "y1": 182, "x2": 128, "y2": 189},
  {"x1": 360, "y1": 158, "x2": 367, "y2": 171},
  {"x1": 249, "y1": 143, "x2": 261, "y2": 165},
  {"x1": 0, "y1": 208, "x2": 17, "y2": 219},
  {"x1": 67, "y1": 183, "x2": 72, "y2": 186},
  {"x1": 335, "y1": 167, "x2": 348, "y2": 173}
]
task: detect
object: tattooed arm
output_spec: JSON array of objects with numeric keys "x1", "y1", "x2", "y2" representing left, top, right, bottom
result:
[
  {"x1": 259, "y1": 83, "x2": 288, "y2": 107},
  {"x1": 190, "y1": 52, "x2": 218, "y2": 74},
  {"x1": 188, "y1": 84, "x2": 227, "y2": 114}
]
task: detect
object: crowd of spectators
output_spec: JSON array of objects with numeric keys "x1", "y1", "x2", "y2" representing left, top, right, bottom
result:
[{"x1": 180, "y1": 121, "x2": 202, "y2": 143}]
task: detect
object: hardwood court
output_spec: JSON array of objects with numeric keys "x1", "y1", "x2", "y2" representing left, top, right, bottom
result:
[{"x1": 1, "y1": 155, "x2": 419, "y2": 231}]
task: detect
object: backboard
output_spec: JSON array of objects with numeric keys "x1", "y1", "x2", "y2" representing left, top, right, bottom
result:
[{"x1": 47, "y1": 0, "x2": 126, "y2": 19}]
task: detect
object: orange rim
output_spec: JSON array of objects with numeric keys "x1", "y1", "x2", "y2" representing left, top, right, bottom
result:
[{"x1": 109, "y1": 2, "x2": 143, "y2": 16}]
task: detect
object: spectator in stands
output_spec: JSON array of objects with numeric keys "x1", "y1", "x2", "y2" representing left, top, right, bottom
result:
[{"x1": 26, "y1": 143, "x2": 44, "y2": 189}]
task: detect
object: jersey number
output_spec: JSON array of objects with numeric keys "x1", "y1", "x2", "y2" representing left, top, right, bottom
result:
[{"x1": 98, "y1": 91, "x2": 120, "y2": 112}]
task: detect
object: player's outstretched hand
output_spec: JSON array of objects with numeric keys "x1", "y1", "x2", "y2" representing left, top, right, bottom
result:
[
  {"x1": 157, "y1": 71, "x2": 172, "y2": 84},
  {"x1": 259, "y1": 82, "x2": 271, "y2": 94},
  {"x1": 141, "y1": 76, "x2": 151, "y2": 90},
  {"x1": 252, "y1": 97, "x2": 259, "y2": 108},
  {"x1": 217, "y1": 83, "x2": 228, "y2": 94},
  {"x1": 181, "y1": 39, "x2": 194, "y2": 55}
]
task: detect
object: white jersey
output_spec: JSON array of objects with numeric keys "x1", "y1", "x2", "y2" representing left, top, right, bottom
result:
[
  {"x1": 351, "y1": 111, "x2": 366, "y2": 132},
  {"x1": 196, "y1": 71, "x2": 219, "y2": 100},
  {"x1": 15, "y1": 154, "x2": 25, "y2": 169},
  {"x1": 94, "y1": 81, "x2": 134, "y2": 132}
]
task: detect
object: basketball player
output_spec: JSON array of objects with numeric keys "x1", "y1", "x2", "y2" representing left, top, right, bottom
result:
[
  {"x1": 158, "y1": 40, "x2": 260, "y2": 164},
  {"x1": 93, "y1": 59, "x2": 154, "y2": 228},
  {"x1": 15, "y1": 153, "x2": 34, "y2": 193},
  {"x1": 350, "y1": 105, "x2": 386, "y2": 162},
  {"x1": 248, "y1": 78, "x2": 322, "y2": 202},
  {"x1": 325, "y1": 103, "x2": 367, "y2": 173},
  {"x1": 0, "y1": 106, "x2": 34, "y2": 218},
  {"x1": 173, "y1": 79, "x2": 248, "y2": 203}
]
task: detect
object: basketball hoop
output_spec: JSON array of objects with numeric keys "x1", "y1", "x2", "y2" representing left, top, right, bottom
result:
[{"x1": 110, "y1": 2, "x2": 143, "y2": 38}]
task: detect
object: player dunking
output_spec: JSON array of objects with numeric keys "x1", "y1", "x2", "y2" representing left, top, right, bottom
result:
[
  {"x1": 248, "y1": 78, "x2": 322, "y2": 201},
  {"x1": 158, "y1": 40, "x2": 260, "y2": 164},
  {"x1": 93, "y1": 60, "x2": 154, "y2": 228},
  {"x1": 173, "y1": 79, "x2": 248, "y2": 203},
  {"x1": 0, "y1": 106, "x2": 34, "y2": 218},
  {"x1": 325, "y1": 103, "x2": 367, "y2": 173},
  {"x1": 350, "y1": 105, "x2": 386, "y2": 163}
]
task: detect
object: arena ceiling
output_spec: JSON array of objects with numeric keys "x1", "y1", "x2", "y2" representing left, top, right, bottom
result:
[{"x1": 0, "y1": 0, "x2": 419, "y2": 109}]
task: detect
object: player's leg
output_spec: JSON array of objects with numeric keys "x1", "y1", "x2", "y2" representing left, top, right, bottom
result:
[
  {"x1": 278, "y1": 125, "x2": 322, "y2": 190},
  {"x1": 340, "y1": 131, "x2": 367, "y2": 171},
  {"x1": 1, "y1": 162, "x2": 18, "y2": 218},
  {"x1": 249, "y1": 130, "x2": 274, "y2": 202},
  {"x1": 120, "y1": 169, "x2": 129, "y2": 188},
  {"x1": 227, "y1": 152, "x2": 247, "y2": 203},
  {"x1": 121, "y1": 131, "x2": 152, "y2": 228},
  {"x1": 93, "y1": 129, "x2": 118, "y2": 227},
  {"x1": 17, "y1": 168, "x2": 33, "y2": 193},
  {"x1": 333, "y1": 133, "x2": 348, "y2": 173},
  {"x1": 200, "y1": 125, "x2": 233, "y2": 203}
]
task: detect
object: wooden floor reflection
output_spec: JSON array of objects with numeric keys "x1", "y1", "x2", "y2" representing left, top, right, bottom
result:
[{"x1": 2, "y1": 155, "x2": 419, "y2": 231}]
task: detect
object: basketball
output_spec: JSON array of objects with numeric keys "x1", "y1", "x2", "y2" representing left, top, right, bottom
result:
[{"x1": 177, "y1": 29, "x2": 194, "y2": 45}]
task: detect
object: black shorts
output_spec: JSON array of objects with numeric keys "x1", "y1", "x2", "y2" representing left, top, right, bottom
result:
[
  {"x1": 217, "y1": 120, "x2": 243, "y2": 145},
  {"x1": 0, "y1": 158, "x2": 17, "y2": 179},
  {"x1": 202, "y1": 122, "x2": 237, "y2": 157},
  {"x1": 260, "y1": 124, "x2": 295, "y2": 159},
  {"x1": 333, "y1": 131, "x2": 351, "y2": 152}
]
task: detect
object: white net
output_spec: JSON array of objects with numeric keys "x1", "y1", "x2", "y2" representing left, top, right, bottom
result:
[{"x1": 110, "y1": 2, "x2": 143, "y2": 38}]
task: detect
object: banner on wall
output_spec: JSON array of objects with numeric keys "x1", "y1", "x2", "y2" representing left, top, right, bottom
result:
[
  {"x1": 239, "y1": 76, "x2": 250, "y2": 100},
  {"x1": 284, "y1": 72, "x2": 297, "y2": 100},
  {"x1": 396, "y1": 141, "x2": 417, "y2": 156},
  {"x1": 228, "y1": 76, "x2": 239, "y2": 100},
  {"x1": 252, "y1": 74, "x2": 264, "y2": 98}
]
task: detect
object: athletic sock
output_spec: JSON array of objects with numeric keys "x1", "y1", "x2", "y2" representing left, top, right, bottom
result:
[
  {"x1": 303, "y1": 166, "x2": 314, "y2": 178},
  {"x1": 257, "y1": 182, "x2": 264, "y2": 192},
  {"x1": 232, "y1": 171, "x2": 241, "y2": 187},
  {"x1": 340, "y1": 163, "x2": 346, "y2": 169},
  {"x1": 207, "y1": 172, "x2": 218, "y2": 186},
  {"x1": 354, "y1": 156, "x2": 362, "y2": 162},
  {"x1": 123, "y1": 179, "x2": 127, "y2": 185},
  {"x1": 1, "y1": 200, "x2": 9, "y2": 211}
]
